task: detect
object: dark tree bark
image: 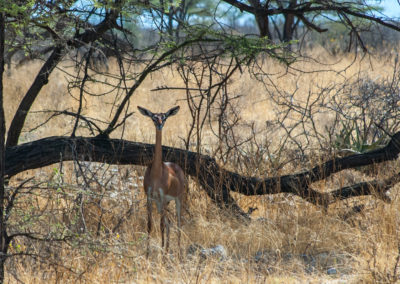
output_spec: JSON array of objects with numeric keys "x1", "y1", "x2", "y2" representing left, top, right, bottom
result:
[
  {"x1": 282, "y1": 0, "x2": 297, "y2": 42},
  {"x1": 5, "y1": 131, "x2": 400, "y2": 213},
  {"x1": 248, "y1": 0, "x2": 272, "y2": 38},
  {"x1": 0, "y1": 11, "x2": 9, "y2": 284},
  {"x1": 6, "y1": 46, "x2": 64, "y2": 147}
]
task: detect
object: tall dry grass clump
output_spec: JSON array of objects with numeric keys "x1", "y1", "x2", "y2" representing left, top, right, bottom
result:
[{"x1": 4, "y1": 48, "x2": 400, "y2": 283}]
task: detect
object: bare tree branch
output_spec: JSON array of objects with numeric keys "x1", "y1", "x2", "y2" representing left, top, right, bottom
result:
[{"x1": 6, "y1": 6, "x2": 121, "y2": 147}]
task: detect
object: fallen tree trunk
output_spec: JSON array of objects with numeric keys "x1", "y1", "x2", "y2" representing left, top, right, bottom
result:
[{"x1": 5, "y1": 132, "x2": 400, "y2": 211}]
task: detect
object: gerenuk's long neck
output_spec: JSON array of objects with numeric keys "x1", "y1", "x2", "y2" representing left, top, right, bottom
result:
[{"x1": 151, "y1": 128, "x2": 163, "y2": 176}]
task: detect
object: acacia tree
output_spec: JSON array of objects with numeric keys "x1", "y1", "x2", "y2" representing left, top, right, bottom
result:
[
  {"x1": 1, "y1": 0, "x2": 400, "y2": 281},
  {"x1": 224, "y1": 0, "x2": 400, "y2": 50}
]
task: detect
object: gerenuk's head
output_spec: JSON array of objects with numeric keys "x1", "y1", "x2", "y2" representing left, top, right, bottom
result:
[{"x1": 137, "y1": 106, "x2": 180, "y2": 130}]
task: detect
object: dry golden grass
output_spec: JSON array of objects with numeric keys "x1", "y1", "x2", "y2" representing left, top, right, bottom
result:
[{"x1": 4, "y1": 48, "x2": 400, "y2": 283}]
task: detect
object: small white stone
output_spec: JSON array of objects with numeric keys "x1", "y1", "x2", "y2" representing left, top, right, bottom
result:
[{"x1": 327, "y1": 267, "x2": 337, "y2": 275}]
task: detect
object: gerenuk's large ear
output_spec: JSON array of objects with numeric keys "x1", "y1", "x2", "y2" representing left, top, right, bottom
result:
[
  {"x1": 137, "y1": 106, "x2": 153, "y2": 117},
  {"x1": 165, "y1": 106, "x2": 180, "y2": 118}
]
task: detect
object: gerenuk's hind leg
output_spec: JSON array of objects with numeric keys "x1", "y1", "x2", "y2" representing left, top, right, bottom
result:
[
  {"x1": 165, "y1": 214, "x2": 170, "y2": 253},
  {"x1": 160, "y1": 210, "x2": 165, "y2": 249},
  {"x1": 175, "y1": 198, "x2": 182, "y2": 257},
  {"x1": 146, "y1": 193, "x2": 152, "y2": 258}
]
